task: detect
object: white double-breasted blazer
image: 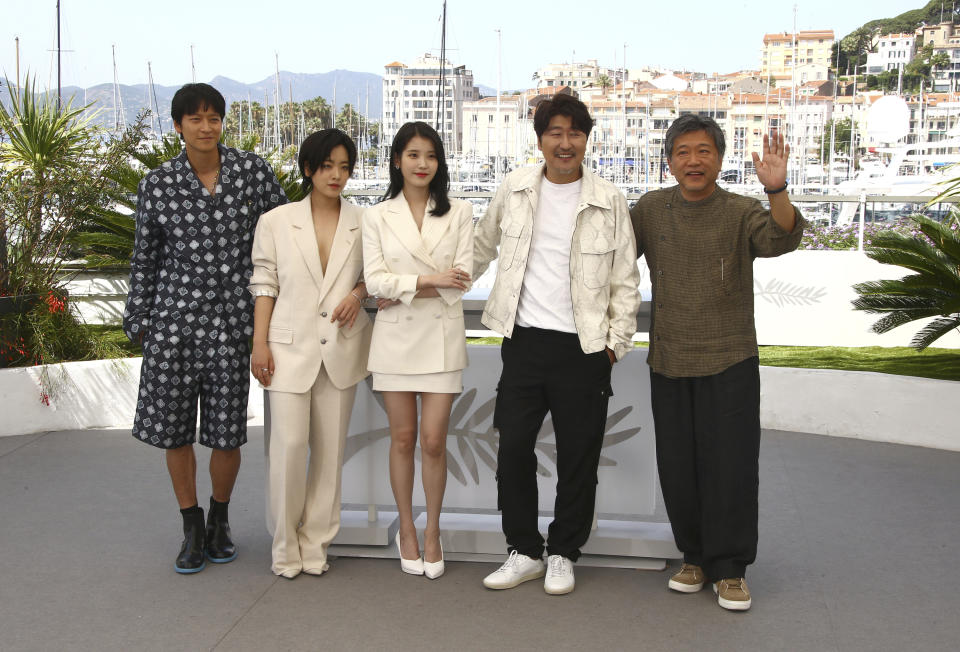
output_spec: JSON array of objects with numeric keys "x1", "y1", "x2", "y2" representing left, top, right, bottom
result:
[
  {"x1": 362, "y1": 195, "x2": 473, "y2": 375},
  {"x1": 250, "y1": 196, "x2": 372, "y2": 393}
]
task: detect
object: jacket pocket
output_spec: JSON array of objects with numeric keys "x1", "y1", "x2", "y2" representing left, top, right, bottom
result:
[
  {"x1": 580, "y1": 238, "x2": 616, "y2": 289},
  {"x1": 267, "y1": 327, "x2": 293, "y2": 344},
  {"x1": 498, "y1": 222, "x2": 524, "y2": 271},
  {"x1": 375, "y1": 305, "x2": 399, "y2": 323}
]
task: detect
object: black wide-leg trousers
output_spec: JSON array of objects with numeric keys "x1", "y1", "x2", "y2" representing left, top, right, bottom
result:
[
  {"x1": 649, "y1": 355, "x2": 761, "y2": 581},
  {"x1": 493, "y1": 326, "x2": 612, "y2": 562}
]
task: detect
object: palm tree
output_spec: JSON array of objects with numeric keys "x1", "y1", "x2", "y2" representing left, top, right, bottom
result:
[
  {"x1": 852, "y1": 212, "x2": 960, "y2": 350},
  {"x1": 71, "y1": 127, "x2": 184, "y2": 268},
  {"x1": 597, "y1": 74, "x2": 613, "y2": 94},
  {"x1": 0, "y1": 75, "x2": 97, "y2": 294},
  {"x1": 73, "y1": 120, "x2": 303, "y2": 270}
]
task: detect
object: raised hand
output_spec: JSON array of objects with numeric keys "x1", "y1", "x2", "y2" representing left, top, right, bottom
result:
[{"x1": 751, "y1": 130, "x2": 789, "y2": 191}]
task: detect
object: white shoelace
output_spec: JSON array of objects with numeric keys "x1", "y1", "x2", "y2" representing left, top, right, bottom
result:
[
  {"x1": 497, "y1": 550, "x2": 520, "y2": 571},
  {"x1": 548, "y1": 556, "x2": 570, "y2": 576}
]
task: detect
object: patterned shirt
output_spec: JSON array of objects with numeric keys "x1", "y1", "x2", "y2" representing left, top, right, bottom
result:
[
  {"x1": 630, "y1": 185, "x2": 805, "y2": 377},
  {"x1": 123, "y1": 144, "x2": 287, "y2": 344}
]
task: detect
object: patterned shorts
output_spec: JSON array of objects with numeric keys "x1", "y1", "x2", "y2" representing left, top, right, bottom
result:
[{"x1": 132, "y1": 333, "x2": 250, "y2": 450}]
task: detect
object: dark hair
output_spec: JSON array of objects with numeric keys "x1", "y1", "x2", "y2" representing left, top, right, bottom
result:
[
  {"x1": 533, "y1": 93, "x2": 594, "y2": 140},
  {"x1": 384, "y1": 122, "x2": 450, "y2": 216},
  {"x1": 171, "y1": 83, "x2": 226, "y2": 124},
  {"x1": 298, "y1": 129, "x2": 358, "y2": 195},
  {"x1": 664, "y1": 114, "x2": 726, "y2": 160}
]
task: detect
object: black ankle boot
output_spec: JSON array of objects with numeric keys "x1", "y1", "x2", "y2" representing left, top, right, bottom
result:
[
  {"x1": 205, "y1": 497, "x2": 237, "y2": 563},
  {"x1": 175, "y1": 505, "x2": 206, "y2": 574}
]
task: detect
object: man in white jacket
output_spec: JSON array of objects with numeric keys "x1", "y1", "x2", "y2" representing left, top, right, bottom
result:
[{"x1": 474, "y1": 93, "x2": 641, "y2": 595}]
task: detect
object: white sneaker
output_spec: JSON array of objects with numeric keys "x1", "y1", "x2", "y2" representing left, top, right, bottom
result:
[
  {"x1": 543, "y1": 555, "x2": 575, "y2": 595},
  {"x1": 482, "y1": 550, "x2": 545, "y2": 589}
]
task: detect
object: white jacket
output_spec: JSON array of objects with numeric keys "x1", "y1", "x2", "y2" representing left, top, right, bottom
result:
[
  {"x1": 363, "y1": 195, "x2": 473, "y2": 375},
  {"x1": 474, "y1": 164, "x2": 641, "y2": 360}
]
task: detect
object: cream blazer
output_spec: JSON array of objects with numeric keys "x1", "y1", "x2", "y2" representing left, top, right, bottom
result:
[
  {"x1": 249, "y1": 196, "x2": 372, "y2": 393},
  {"x1": 362, "y1": 195, "x2": 473, "y2": 375}
]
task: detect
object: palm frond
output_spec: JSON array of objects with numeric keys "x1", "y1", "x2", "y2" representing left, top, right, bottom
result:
[{"x1": 910, "y1": 315, "x2": 960, "y2": 351}]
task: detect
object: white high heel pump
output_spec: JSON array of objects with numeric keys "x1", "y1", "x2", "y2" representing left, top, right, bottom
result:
[
  {"x1": 396, "y1": 531, "x2": 424, "y2": 575},
  {"x1": 423, "y1": 539, "x2": 445, "y2": 580}
]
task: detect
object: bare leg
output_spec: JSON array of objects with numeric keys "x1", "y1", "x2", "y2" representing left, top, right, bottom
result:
[
  {"x1": 383, "y1": 391, "x2": 420, "y2": 560},
  {"x1": 420, "y1": 392, "x2": 454, "y2": 563},
  {"x1": 210, "y1": 448, "x2": 241, "y2": 502},
  {"x1": 166, "y1": 444, "x2": 198, "y2": 509}
]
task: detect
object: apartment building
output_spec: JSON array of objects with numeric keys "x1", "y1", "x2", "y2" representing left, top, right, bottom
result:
[
  {"x1": 532, "y1": 60, "x2": 601, "y2": 92},
  {"x1": 918, "y1": 22, "x2": 960, "y2": 92},
  {"x1": 761, "y1": 30, "x2": 834, "y2": 87},
  {"x1": 381, "y1": 53, "x2": 480, "y2": 158},
  {"x1": 459, "y1": 94, "x2": 530, "y2": 165},
  {"x1": 865, "y1": 33, "x2": 917, "y2": 74}
]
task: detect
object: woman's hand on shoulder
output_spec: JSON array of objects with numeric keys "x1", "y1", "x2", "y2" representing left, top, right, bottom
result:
[{"x1": 251, "y1": 342, "x2": 274, "y2": 387}]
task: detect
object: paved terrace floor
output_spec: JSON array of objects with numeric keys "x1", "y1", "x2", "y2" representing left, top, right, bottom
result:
[{"x1": 1, "y1": 426, "x2": 957, "y2": 652}]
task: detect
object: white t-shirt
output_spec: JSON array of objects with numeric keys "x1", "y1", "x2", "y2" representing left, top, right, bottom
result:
[{"x1": 515, "y1": 176, "x2": 582, "y2": 333}]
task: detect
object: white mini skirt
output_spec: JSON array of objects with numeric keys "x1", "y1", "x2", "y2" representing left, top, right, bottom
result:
[{"x1": 372, "y1": 370, "x2": 463, "y2": 394}]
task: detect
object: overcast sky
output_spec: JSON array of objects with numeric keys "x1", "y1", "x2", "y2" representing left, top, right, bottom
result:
[{"x1": 3, "y1": 0, "x2": 927, "y2": 92}]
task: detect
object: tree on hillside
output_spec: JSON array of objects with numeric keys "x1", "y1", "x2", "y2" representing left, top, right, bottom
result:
[
  {"x1": 837, "y1": 1, "x2": 960, "y2": 74},
  {"x1": 839, "y1": 27, "x2": 874, "y2": 76}
]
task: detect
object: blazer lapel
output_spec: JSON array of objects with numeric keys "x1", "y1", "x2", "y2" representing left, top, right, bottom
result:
[
  {"x1": 382, "y1": 196, "x2": 437, "y2": 270},
  {"x1": 420, "y1": 199, "x2": 454, "y2": 257},
  {"x1": 318, "y1": 201, "x2": 359, "y2": 302},
  {"x1": 290, "y1": 197, "x2": 325, "y2": 291}
]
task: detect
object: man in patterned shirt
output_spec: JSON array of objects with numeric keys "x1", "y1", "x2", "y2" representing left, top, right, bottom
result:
[
  {"x1": 630, "y1": 114, "x2": 805, "y2": 610},
  {"x1": 123, "y1": 83, "x2": 287, "y2": 574}
]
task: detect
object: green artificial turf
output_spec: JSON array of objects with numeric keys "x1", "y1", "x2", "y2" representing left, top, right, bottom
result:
[
  {"x1": 467, "y1": 337, "x2": 959, "y2": 381},
  {"x1": 79, "y1": 329, "x2": 958, "y2": 381},
  {"x1": 756, "y1": 345, "x2": 960, "y2": 381}
]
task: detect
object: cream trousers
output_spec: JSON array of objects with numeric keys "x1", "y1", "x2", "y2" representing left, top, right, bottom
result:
[{"x1": 264, "y1": 366, "x2": 358, "y2": 577}]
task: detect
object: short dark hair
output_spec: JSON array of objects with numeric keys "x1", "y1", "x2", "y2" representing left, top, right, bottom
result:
[
  {"x1": 384, "y1": 122, "x2": 451, "y2": 217},
  {"x1": 664, "y1": 114, "x2": 726, "y2": 160},
  {"x1": 298, "y1": 129, "x2": 358, "y2": 195},
  {"x1": 171, "y1": 83, "x2": 226, "y2": 124},
  {"x1": 533, "y1": 93, "x2": 594, "y2": 140}
]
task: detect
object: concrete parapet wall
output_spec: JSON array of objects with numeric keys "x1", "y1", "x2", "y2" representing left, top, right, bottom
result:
[{"x1": 0, "y1": 357, "x2": 955, "y2": 451}]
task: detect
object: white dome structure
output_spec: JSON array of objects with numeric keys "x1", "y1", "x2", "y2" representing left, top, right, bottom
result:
[
  {"x1": 651, "y1": 74, "x2": 688, "y2": 91},
  {"x1": 866, "y1": 96, "x2": 910, "y2": 145}
]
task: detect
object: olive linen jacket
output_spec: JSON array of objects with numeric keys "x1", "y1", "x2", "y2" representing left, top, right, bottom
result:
[
  {"x1": 248, "y1": 197, "x2": 371, "y2": 393},
  {"x1": 473, "y1": 164, "x2": 641, "y2": 360},
  {"x1": 362, "y1": 196, "x2": 474, "y2": 375},
  {"x1": 630, "y1": 185, "x2": 806, "y2": 378}
]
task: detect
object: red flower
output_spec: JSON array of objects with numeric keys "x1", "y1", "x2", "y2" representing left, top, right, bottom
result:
[{"x1": 45, "y1": 291, "x2": 66, "y2": 314}]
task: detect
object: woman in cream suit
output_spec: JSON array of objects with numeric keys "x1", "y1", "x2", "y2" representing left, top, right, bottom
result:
[
  {"x1": 363, "y1": 122, "x2": 474, "y2": 580},
  {"x1": 249, "y1": 130, "x2": 372, "y2": 579}
]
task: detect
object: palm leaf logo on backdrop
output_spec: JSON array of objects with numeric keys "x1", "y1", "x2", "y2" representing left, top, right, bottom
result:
[{"x1": 343, "y1": 383, "x2": 642, "y2": 487}]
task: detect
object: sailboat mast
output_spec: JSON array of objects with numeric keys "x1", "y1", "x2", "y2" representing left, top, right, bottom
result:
[
  {"x1": 112, "y1": 44, "x2": 124, "y2": 132},
  {"x1": 437, "y1": 0, "x2": 447, "y2": 141},
  {"x1": 56, "y1": 0, "x2": 62, "y2": 110},
  {"x1": 148, "y1": 61, "x2": 163, "y2": 137},
  {"x1": 274, "y1": 53, "x2": 281, "y2": 150}
]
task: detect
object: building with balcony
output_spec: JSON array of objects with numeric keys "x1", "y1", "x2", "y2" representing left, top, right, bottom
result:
[
  {"x1": 532, "y1": 60, "x2": 601, "y2": 92},
  {"x1": 381, "y1": 54, "x2": 480, "y2": 159},
  {"x1": 864, "y1": 33, "x2": 917, "y2": 74},
  {"x1": 761, "y1": 30, "x2": 835, "y2": 87}
]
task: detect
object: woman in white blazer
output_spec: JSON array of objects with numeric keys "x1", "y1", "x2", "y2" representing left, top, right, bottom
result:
[
  {"x1": 249, "y1": 130, "x2": 372, "y2": 579},
  {"x1": 363, "y1": 122, "x2": 474, "y2": 580}
]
